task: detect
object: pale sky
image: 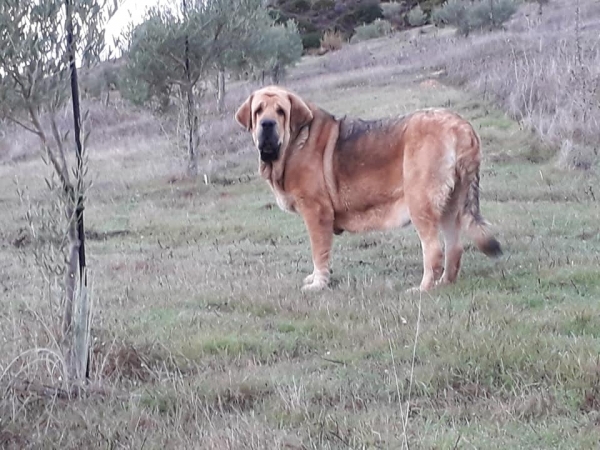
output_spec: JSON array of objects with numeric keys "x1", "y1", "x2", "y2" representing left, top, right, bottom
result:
[{"x1": 104, "y1": 0, "x2": 163, "y2": 56}]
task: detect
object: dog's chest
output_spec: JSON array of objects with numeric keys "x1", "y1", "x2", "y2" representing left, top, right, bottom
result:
[{"x1": 268, "y1": 180, "x2": 296, "y2": 213}]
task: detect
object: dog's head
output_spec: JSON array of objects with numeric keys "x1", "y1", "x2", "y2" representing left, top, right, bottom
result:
[{"x1": 235, "y1": 86, "x2": 313, "y2": 163}]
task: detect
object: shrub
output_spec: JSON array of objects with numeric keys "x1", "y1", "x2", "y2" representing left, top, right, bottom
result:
[
  {"x1": 381, "y1": 1, "x2": 403, "y2": 20},
  {"x1": 288, "y1": 0, "x2": 311, "y2": 13},
  {"x1": 381, "y1": 1, "x2": 405, "y2": 27},
  {"x1": 433, "y1": 0, "x2": 518, "y2": 36},
  {"x1": 312, "y1": 0, "x2": 335, "y2": 11},
  {"x1": 350, "y1": 19, "x2": 393, "y2": 43},
  {"x1": 302, "y1": 31, "x2": 323, "y2": 49},
  {"x1": 354, "y1": 0, "x2": 384, "y2": 24},
  {"x1": 432, "y1": 0, "x2": 469, "y2": 31},
  {"x1": 296, "y1": 17, "x2": 319, "y2": 33},
  {"x1": 407, "y1": 5, "x2": 428, "y2": 27},
  {"x1": 320, "y1": 30, "x2": 344, "y2": 52},
  {"x1": 468, "y1": 0, "x2": 519, "y2": 31}
]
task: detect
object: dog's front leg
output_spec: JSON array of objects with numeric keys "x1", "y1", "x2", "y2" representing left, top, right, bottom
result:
[{"x1": 300, "y1": 204, "x2": 334, "y2": 291}]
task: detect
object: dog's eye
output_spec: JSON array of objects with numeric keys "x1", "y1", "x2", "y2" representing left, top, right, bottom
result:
[
  {"x1": 255, "y1": 106, "x2": 263, "y2": 115},
  {"x1": 276, "y1": 108, "x2": 285, "y2": 117}
]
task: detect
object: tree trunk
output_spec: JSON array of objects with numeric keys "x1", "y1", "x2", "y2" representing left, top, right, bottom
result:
[
  {"x1": 216, "y1": 69, "x2": 226, "y2": 114},
  {"x1": 65, "y1": 0, "x2": 89, "y2": 382},
  {"x1": 182, "y1": 0, "x2": 197, "y2": 178},
  {"x1": 62, "y1": 195, "x2": 79, "y2": 341},
  {"x1": 270, "y1": 63, "x2": 281, "y2": 84},
  {"x1": 186, "y1": 83, "x2": 198, "y2": 178}
]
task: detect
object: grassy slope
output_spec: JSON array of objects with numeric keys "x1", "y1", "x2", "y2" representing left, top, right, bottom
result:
[{"x1": 2, "y1": 31, "x2": 600, "y2": 450}]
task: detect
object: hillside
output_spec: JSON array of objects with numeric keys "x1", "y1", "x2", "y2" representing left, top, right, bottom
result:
[
  {"x1": 269, "y1": 0, "x2": 446, "y2": 47},
  {"x1": 1, "y1": 0, "x2": 600, "y2": 448}
]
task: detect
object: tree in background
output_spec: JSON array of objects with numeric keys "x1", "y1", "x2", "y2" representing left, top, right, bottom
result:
[
  {"x1": 0, "y1": 0, "x2": 119, "y2": 386},
  {"x1": 121, "y1": 0, "x2": 271, "y2": 177},
  {"x1": 432, "y1": 0, "x2": 518, "y2": 36},
  {"x1": 227, "y1": 19, "x2": 304, "y2": 85}
]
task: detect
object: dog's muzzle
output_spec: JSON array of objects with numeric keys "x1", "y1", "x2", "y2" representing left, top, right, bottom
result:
[{"x1": 258, "y1": 119, "x2": 281, "y2": 162}]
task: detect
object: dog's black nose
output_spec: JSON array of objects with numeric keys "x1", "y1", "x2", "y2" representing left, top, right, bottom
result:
[{"x1": 261, "y1": 119, "x2": 276, "y2": 129}]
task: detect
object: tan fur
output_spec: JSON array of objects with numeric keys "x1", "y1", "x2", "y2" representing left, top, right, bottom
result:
[{"x1": 235, "y1": 86, "x2": 502, "y2": 292}]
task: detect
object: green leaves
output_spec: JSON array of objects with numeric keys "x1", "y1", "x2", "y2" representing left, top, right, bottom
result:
[
  {"x1": 121, "y1": 0, "x2": 303, "y2": 109},
  {"x1": 0, "y1": 0, "x2": 121, "y2": 120}
]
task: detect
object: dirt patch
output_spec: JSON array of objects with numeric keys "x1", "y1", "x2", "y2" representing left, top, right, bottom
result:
[
  {"x1": 91, "y1": 340, "x2": 156, "y2": 383},
  {"x1": 419, "y1": 79, "x2": 441, "y2": 89},
  {"x1": 211, "y1": 382, "x2": 273, "y2": 413}
]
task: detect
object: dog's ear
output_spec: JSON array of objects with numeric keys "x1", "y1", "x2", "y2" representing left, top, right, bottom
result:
[
  {"x1": 235, "y1": 94, "x2": 253, "y2": 131},
  {"x1": 288, "y1": 92, "x2": 313, "y2": 132}
]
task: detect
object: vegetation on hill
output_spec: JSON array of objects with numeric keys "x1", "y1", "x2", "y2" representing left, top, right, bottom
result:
[{"x1": 269, "y1": 0, "x2": 446, "y2": 48}]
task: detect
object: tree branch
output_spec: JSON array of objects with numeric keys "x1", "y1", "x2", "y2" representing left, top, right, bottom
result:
[
  {"x1": 6, "y1": 116, "x2": 43, "y2": 137},
  {"x1": 49, "y1": 112, "x2": 69, "y2": 176},
  {"x1": 26, "y1": 103, "x2": 73, "y2": 191}
]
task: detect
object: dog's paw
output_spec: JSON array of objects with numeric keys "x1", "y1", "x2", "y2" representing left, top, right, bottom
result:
[
  {"x1": 303, "y1": 273, "x2": 315, "y2": 285},
  {"x1": 405, "y1": 284, "x2": 434, "y2": 294},
  {"x1": 301, "y1": 273, "x2": 329, "y2": 292},
  {"x1": 301, "y1": 281, "x2": 328, "y2": 292}
]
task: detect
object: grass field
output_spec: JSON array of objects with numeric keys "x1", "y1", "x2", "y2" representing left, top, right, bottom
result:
[{"x1": 2, "y1": 7, "x2": 600, "y2": 449}]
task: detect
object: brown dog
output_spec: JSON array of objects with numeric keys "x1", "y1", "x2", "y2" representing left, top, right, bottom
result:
[{"x1": 235, "y1": 85, "x2": 502, "y2": 292}]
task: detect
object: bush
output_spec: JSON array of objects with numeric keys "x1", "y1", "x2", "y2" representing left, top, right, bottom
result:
[
  {"x1": 302, "y1": 31, "x2": 323, "y2": 49},
  {"x1": 296, "y1": 17, "x2": 319, "y2": 33},
  {"x1": 433, "y1": 0, "x2": 518, "y2": 36},
  {"x1": 381, "y1": 1, "x2": 405, "y2": 27},
  {"x1": 288, "y1": 0, "x2": 311, "y2": 13},
  {"x1": 320, "y1": 30, "x2": 344, "y2": 52},
  {"x1": 469, "y1": 0, "x2": 519, "y2": 31},
  {"x1": 381, "y1": 1, "x2": 403, "y2": 20},
  {"x1": 312, "y1": 0, "x2": 335, "y2": 11},
  {"x1": 354, "y1": 0, "x2": 384, "y2": 24},
  {"x1": 432, "y1": 0, "x2": 469, "y2": 31},
  {"x1": 407, "y1": 5, "x2": 428, "y2": 27},
  {"x1": 350, "y1": 19, "x2": 393, "y2": 43}
]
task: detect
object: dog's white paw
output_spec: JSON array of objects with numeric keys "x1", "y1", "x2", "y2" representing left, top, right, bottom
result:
[
  {"x1": 303, "y1": 273, "x2": 315, "y2": 285},
  {"x1": 301, "y1": 281, "x2": 327, "y2": 292},
  {"x1": 301, "y1": 273, "x2": 328, "y2": 292}
]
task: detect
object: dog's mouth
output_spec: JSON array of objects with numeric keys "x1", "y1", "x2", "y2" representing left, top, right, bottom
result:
[{"x1": 258, "y1": 136, "x2": 281, "y2": 162}]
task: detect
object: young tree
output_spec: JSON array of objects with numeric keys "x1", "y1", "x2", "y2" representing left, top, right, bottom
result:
[
  {"x1": 227, "y1": 19, "x2": 304, "y2": 85},
  {"x1": 122, "y1": 0, "x2": 268, "y2": 177},
  {"x1": 0, "y1": 0, "x2": 119, "y2": 384}
]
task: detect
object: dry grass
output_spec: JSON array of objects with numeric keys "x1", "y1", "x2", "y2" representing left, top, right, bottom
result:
[
  {"x1": 320, "y1": 30, "x2": 345, "y2": 53},
  {"x1": 1, "y1": 0, "x2": 600, "y2": 448},
  {"x1": 423, "y1": 0, "x2": 600, "y2": 169}
]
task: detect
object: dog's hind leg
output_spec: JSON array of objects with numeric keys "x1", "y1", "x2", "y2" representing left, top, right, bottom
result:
[
  {"x1": 439, "y1": 210, "x2": 463, "y2": 286},
  {"x1": 408, "y1": 201, "x2": 444, "y2": 292}
]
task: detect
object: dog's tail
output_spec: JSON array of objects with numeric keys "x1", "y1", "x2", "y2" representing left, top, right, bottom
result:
[
  {"x1": 462, "y1": 172, "x2": 502, "y2": 257},
  {"x1": 458, "y1": 129, "x2": 502, "y2": 258}
]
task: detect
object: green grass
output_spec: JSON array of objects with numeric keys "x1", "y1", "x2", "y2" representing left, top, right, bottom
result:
[{"x1": 2, "y1": 31, "x2": 600, "y2": 450}]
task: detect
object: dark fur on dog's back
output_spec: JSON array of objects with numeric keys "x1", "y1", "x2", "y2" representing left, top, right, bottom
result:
[{"x1": 337, "y1": 116, "x2": 399, "y2": 144}]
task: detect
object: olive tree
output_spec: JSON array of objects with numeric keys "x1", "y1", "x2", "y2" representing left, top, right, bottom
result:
[
  {"x1": 0, "y1": 0, "x2": 119, "y2": 386},
  {"x1": 122, "y1": 0, "x2": 268, "y2": 177},
  {"x1": 252, "y1": 20, "x2": 304, "y2": 85}
]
